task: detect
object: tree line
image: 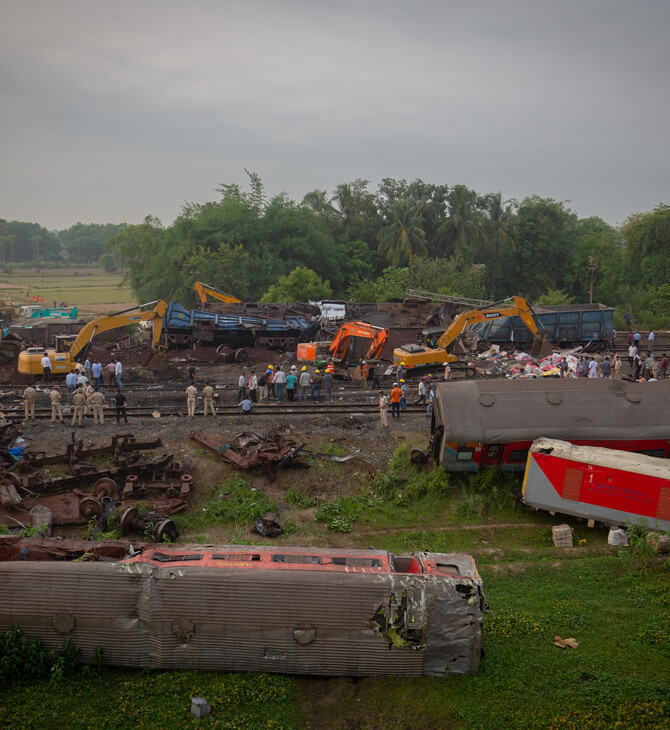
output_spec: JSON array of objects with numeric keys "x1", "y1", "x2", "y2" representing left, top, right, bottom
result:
[{"x1": 3, "y1": 174, "x2": 669, "y2": 327}]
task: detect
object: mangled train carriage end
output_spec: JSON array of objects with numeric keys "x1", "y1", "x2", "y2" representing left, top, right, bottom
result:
[{"x1": 0, "y1": 539, "x2": 487, "y2": 677}]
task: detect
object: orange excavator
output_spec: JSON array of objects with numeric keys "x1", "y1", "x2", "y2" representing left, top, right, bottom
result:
[
  {"x1": 194, "y1": 281, "x2": 242, "y2": 308},
  {"x1": 393, "y1": 296, "x2": 552, "y2": 374},
  {"x1": 297, "y1": 321, "x2": 389, "y2": 377}
]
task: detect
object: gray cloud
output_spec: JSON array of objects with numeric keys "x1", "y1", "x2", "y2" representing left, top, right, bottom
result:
[{"x1": 1, "y1": 0, "x2": 668, "y2": 229}]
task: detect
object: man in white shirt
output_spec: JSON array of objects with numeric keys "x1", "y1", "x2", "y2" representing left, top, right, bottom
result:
[
  {"x1": 114, "y1": 358, "x2": 123, "y2": 390},
  {"x1": 40, "y1": 354, "x2": 52, "y2": 384}
]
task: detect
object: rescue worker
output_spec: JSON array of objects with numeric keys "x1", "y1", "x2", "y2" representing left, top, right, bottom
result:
[
  {"x1": 390, "y1": 382, "x2": 402, "y2": 419},
  {"x1": 396, "y1": 361, "x2": 405, "y2": 382},
  {"x1": 50, "y1": 386, "x2": 63, "y2": 423},
  {"x1": 399, "y1": 379, "x2": 408, "y2": 410},
  {"x1": 361, "y1": 360, "x2": 369, "y2": 389},
  {"x1": 443, "y1": 363, "x2": 452, "y2": 382},
  {"x1": 89, "y1": 388, "x2": 107, "y2": 424},
  {"x1": 186, "y1": 382, "x2": 197, "y2": 418},
  {"x1": 203, "y1": 381, "x2": 216, "y2": 416},
  {"x1": 322, "y1": 368, "x2": 334, "y2": 403},
  {"x1": 378, "y1": 390, "x2": 389, "y2": 428},
  {"x1": 23, "y1": 384, "x2": 37, "y2": 421},
  {"x1": 267, "y1": 365, "x2": 275, "y2": 399},
  {"x1": 310, "y1": 369, "x2": 322, "y2": 402},
  {"x1": 298, "y1": 366, "x2": 310, "y2": 401},
  {"x1": 71, "y1": 387, "x2": 86, "y2": 427}
]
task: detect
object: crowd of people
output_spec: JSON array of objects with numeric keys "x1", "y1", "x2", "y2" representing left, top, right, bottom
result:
[{"x1": 23, "y1": 355, "x2": 128, "y2": 426}]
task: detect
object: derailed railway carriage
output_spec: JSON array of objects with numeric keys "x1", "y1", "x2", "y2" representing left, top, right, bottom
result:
[
  {"x1": 430, "y1": 379, "x2": 670, "y2": 472},
  {"x1": 0, "y1": 539, "x2": 487, "y2": 677}
]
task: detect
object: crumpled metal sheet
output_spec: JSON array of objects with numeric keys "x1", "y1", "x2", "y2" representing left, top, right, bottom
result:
[{"x1": 0, "y1": 541, "x2": 486, "y2": 677}]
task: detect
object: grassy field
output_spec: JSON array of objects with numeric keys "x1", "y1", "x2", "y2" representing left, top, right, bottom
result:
[
  {"x1": 0, "y1": 265, "x2": 135, "y2": 314},
  {"x1": 1, "y1": 448, "x2": 668, "y2": 729}
]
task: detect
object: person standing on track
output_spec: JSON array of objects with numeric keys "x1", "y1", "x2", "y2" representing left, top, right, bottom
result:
[
  {"x1": 378, "y1": 390, "x2": 389, "y2": 428},
  {"x1": 202, "y1": 381, "x2": 216, "y2": 416},
  {"x1": 186, "y1": 382, "x2": 197, "y2": 418},
  {"x1": 390, "y1": 382, "x2": 402, "y2": 420},
  {"x1": 92, "y1": 359, "x2": 103, "y2": 390},
  {"x1": 114, "y1": 390, "x2": 128, "y2": 424},
  {"x1": 41, "y1": 353, "x2": 52, "y2": 384},
  {"x1": 286, "y1": 368, "x2": 297, "y2": 401},
  {"x1": 298, "y1": 367, "x2": 310, "y2": 401},
  {"x1": 114, "y1": 358, "x2": 124, "y2": 390},
  {"x1": 273, "y1": 367, "x2": 286, "y2": 403},
  {"x1": 237, "y1": 371, "x2": 247, "y2": 402},
  {"x1": 23, "y1": 385, "x2": 37, "y2": 421},
  {"x1": 50, "y1": 386, "x2": 63, "y2": 423},
  {"x1": 90, "y1": 388, "x2": 107, "y2": 424},
  {"x1": 71, "y1": 387, "x2": 86, "y2": 427}
]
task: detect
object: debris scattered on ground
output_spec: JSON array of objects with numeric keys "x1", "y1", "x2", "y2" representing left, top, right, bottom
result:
[
  {"x1": 551, "y1": 524, "x2": 574, "y2": 547},
  {"x1": 553, "y1": 636, "x2": 579, "y2": 649}
]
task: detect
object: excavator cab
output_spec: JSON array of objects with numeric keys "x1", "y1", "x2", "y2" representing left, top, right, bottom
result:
[{"x1": 53, "y1": 334, "x2": 78, "y2": 353}]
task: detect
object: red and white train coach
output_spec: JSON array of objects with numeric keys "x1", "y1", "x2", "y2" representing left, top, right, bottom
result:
[{"x1": 430, "y1": 379, "x2": 670, "y2": 472}]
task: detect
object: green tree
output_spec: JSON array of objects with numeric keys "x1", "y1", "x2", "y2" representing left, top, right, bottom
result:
[
  {"x1": 60, "y1": 223, "x2": 127, "y2": 263},
  {"x1": 98, "y1": 253, "x2": 118, "y2": 272},
  {"x1": 621, "y1": 204, "x2": 670, "y2": 289},
  {"x1": 0, "y1": 220, "x2": 62, "y2": 262},
  {"x1": 437, "y1": 185, "x2": 486, "y2": 257},
  {"x1": 260, "y1": 266, "x2": 332, "y2": 302},
  {"x1": 377, "y1": 200, "x2": 427, "y2": 266},
  {"x1": 480, "y1": 192, "x2": 518, "y2": 256}
]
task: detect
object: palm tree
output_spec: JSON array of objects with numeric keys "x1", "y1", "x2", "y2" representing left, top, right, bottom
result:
[
  {"x1": 302, "y1": 189, "x2": 335, "y2": 216},
  {"x1": 437, "y1": 185, "x2": 485, "y2": 257},
  {"x1": 482, "y1": 192, "x2": 518, "y2": 254},
  {"x1": 377, "y1": 200, "x2": 427, "y2": 266}
]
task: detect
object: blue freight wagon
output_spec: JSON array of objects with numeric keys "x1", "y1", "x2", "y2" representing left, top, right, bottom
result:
[
  {"x1": 163, "y1": 301, "x2": 319, "y2": 350},
  {"x1": 469, "y1": 303, "x2": 614, "y2": 350}
]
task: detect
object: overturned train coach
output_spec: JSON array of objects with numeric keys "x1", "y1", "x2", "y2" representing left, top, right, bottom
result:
[
  {"x1": 0, "y1": 539, "x2": 487, "y2": 677},
  {"x1": 523, "y1": 438, "x2": 670, "y2": 531},
  {"x1": 430, "y1": 379, "x2": 670, "y2": 472}
]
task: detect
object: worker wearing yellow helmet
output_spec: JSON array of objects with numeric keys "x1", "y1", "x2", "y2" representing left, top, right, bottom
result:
[
  {"x1": 298, "y1": 365, "x2": 310, "y2": 401},
  {"x1": 397, "y1": 361, "x2": 406, "y2": 381},
  {"x1": 311, "y1": 367, "x2": 323, "y2": 402},
  {"x1": 399, "y1": 378, "x2": 408, "y2": 411}
]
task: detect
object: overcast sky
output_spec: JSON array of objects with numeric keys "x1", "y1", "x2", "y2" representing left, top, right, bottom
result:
[{"x1": 1, "y1": 0, "x2": 668, "y2": 231}]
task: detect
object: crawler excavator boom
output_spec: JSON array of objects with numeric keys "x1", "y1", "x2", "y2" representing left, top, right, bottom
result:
[
  {"x1": 393, "y1": 296, "x2": 551, "y2": 374},
  {"x1": 297, "y1": 321, "x2": 389, "y2": 374},
  {"x1": 194, "y1": 281, "x2": 242, "y2": 307},
  {"x1": 18, "y1": 300, "x2": 168, "y2": 376}
]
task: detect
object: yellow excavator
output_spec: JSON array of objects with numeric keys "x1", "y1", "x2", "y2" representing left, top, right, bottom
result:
[
  {"x1": 393, "y1": 296, "x2": 552, "y2": 373},
  {"x1": 194, "y1": 281, "x2": 242, "y2": 308},
  {"x1": 18, "y1": 300, "x2": 168, "y2": 376}
]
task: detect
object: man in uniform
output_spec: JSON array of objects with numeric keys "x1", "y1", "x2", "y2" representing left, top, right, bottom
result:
[
  {"x1": 50, "y1": 386, "x2": 63, "y2": 423},
  {"x1": 23, "y1": 385, "x2": 37, "y2": 421},
  {"x1": 202, "y1": 381, "x2": 216, "y2": 416},
  {"x1": 390, "y1": 382, "x2": 402, "y2": 420},
  {"x1": 71, "y1": 387, "x2": 86, "y2": 427},
  {"x1": 89, "y1": 388, "x2": 107, "y2": 424},
  {"x1": 186, "y1": 382, "x2": 197, "y2": 418}
]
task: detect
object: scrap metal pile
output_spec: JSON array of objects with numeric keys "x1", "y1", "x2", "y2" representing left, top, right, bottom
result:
[
  {"x1": 190, "y1": 429, "x2": 307, "y2": 482},
  {"x1": 0, "y1": 432, "x2": 194, "y2": 541}
]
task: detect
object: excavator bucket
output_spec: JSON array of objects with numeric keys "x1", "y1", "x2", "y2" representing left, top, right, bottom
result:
[{"x1": 531, "y1": 336, "x2": 554, "y2": 361}]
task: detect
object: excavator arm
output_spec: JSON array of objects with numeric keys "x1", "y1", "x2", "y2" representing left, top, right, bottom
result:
[
  {"x1": 435, "y1": 296, "x2": 547, "y2": 352},
  {"x1": 194, "y1": 281, "x2": 242, "y2": 306},
  {"x1": 68, "y1": 300, "x2": 168, "y2": 361},
  {"x1": 328, "y1": 322, "x2": 389, "y2": 362}
]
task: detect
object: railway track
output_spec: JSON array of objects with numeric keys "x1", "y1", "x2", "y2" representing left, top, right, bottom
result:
[{"x1": 3, "y1": 403, "x2": 429, "y2": 421}]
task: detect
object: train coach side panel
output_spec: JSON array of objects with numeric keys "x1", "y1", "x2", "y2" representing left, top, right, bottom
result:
[{"x1": 523, "y1": 452, "x2": 670, "y2": 531}]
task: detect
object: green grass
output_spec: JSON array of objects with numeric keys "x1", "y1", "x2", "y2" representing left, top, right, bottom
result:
[
  {"x1": 0, "y1": 669, "x2": 297, "y2": 729},
  {"x1": 0, "y1": 266, "x2": 133, "y2": 308}
]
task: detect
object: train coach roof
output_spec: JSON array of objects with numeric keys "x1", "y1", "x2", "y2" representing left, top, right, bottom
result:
[{"x1": 433, "y1": 379, "x2": 670, "y2": 443}]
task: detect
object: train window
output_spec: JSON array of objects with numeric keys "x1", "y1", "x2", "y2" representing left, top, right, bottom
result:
[
  {"x1": 152, "y1": 552, "x2": 202, "y2": 563},
  {"x1": 486, "y1": 444, "x2": 500, "y2": 459},
  {"x1": 508, "y1": 450, "x2": 529, "y2": 462},
  {"x1": 212, "y1": 553, "x2": 260, "y2": 561},
  {"x1": 272, "y1": 554, "x2": 322, "y2": 564},
  {"x1": 456, "y1": 448, "x2": 474, "y2": 461},
  {"x1": 634, "y1": 450, "x2": 666, "y2": 459},
  {"x1": 331, "y1": 557, "x2": 381, "y2": 567},
  {"x1": 435, "y1": 563, "x2": 461, "y2": 576}
]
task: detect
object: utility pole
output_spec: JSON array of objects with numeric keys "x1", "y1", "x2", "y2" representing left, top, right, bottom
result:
[{"x1": 588, "y1": 256, "x2": 596, "y2": 305}]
